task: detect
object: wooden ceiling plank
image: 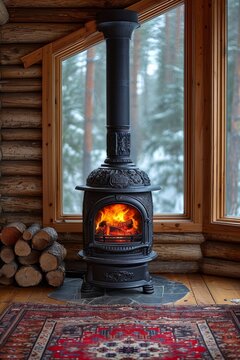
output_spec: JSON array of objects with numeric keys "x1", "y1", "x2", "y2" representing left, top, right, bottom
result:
[
  {"x1": 8, "y1": 8, "x2": 97, "y2": 23},
  {"x1": 3, "y1": 0, "x2": 138, "y2": 8}
]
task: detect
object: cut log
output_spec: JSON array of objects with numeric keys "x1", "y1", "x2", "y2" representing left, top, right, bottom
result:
[
  {"x1": 15, "y1": 265, "x2": 42, "y2": 287},
  {"x1": 39, "y1": 242, "x2": 67, "y2": 272},
  {"x1": 23, "y1": 223, "x2": 41, "y2": 241},
  {"x1": 0, "y1": 260, "x2": 18, "y2": 278},
  {"x1": 14, "y1": 238, "x2": 31, "y2": 257},
  {"x1": 1, "y1": 222, "x2": 26, "y2": 246},
  {"x1": 32, "y1": 227, "x2": 58, "y2": 251},
  {"x1": 45, "y1": 263, "x2": 65, "y2": 287},
  {"x1": 0, "y1": 276, "x2": 14, "y2": 285},
  {"x1": 0, "y1": 246, "x2": 15, "y2": 263},
  {"x1": 0, "y1": 0, "x2": 9, "y2": 25},
  {"x1": 18, "y1": 250, "x2": 40, "y2": 265}
]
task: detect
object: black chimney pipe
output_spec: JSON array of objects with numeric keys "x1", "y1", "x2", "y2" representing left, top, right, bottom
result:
[{"x1": 97, "y1": 10, "x2": 139, "y2": 165}]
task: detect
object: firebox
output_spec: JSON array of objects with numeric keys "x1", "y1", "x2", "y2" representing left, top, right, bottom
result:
[{"x1": 76, "y1": 9, "x2": 160, "y2": 294}]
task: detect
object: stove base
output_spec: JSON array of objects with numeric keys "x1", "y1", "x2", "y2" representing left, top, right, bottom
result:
[{"x1": 81, "y1": 261, "x2": 155, "y2": 294}]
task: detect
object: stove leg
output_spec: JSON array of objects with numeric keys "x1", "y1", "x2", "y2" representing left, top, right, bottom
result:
[
  {"x1": 81, "y1": 276, "x2": 104, "y2": 298},
  {"x1": 143, "y1": 282, "x2": 154, "y2": 294}
]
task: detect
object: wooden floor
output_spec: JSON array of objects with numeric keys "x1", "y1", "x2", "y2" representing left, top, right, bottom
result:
[{"x1": 0, "y1": 274, "x2": 240, "y2": 315}]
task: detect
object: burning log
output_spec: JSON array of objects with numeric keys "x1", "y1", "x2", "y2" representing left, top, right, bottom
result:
[{"x1": 96, "y1": 219, "x2": 139, "y2": 236}]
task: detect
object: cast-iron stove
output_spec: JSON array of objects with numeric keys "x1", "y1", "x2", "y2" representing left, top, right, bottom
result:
[{"x1": 76, "y1": 9, "x2": 161, "y2": 295}]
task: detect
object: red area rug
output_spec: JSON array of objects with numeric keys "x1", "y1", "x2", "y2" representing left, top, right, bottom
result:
[{"x1": 0, "y1": 303, "x2": 240, "y2": 359}]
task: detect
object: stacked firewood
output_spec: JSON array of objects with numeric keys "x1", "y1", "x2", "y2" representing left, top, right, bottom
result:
[{"x1": 0, "y1": 222, "x2": 67, "y2": 287}]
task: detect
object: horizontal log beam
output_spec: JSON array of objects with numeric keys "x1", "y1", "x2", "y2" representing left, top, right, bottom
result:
[
  {"x1": 1, "y1": 129, "x2": 41, "y2": 141},
  {"x1": 1, "y1": 23, "x2": 81, "y2": 44},
  {"x1": 0, "y1": 109, "x2": 41, "y2": 128},
  {"x1": 0, "y1": 213, "x2": 42, "y2": 228},
  {"x1": 0, "y1": 79, "x2": 41, "y2": 92},
  {"x1": 0, "y1": 93, "x2": 41, "y2": 108},
  {"x1": 202, "y1": 241, "x2": 240, "y2": 262},
  {"x1": 204, "y1": 232, "x2": 240, "y2": 243},
  {"x1": 149, "y1": 260, "x2": 199, "y2": 273},
  {"x1": 8, "y1": 8, "x2": 97, "y2": 23},
  {"x1": 0, "y1": 141, "x2": 42, "y2": 160},
  {"x1": 3, "y1": 0, "x2": 137, "y2": 7},
  {"x1": 0, "y1": 65, "x2": 42, "y2": 79},
  {"x1": 0, "y1": 44, "x2": 42, "y2": 65},
  {"x1": 201, "y1": 258, "x2": 240, "y2": 278},
  {"x1": 0, "y1": 196, "x2": 42, "y2": 212},
  {"x1": 0, "y1": 176, "x2": 42, "y2": 196},
  {"x1": 0, "y1": 161, "x2": 42, "y2": 176},
  {"x1": 154, "y1": 244, "x2": 202, "y2": 261},
  {"x1": 154, "y1": 233, "x2": 205, "y2": 244}
]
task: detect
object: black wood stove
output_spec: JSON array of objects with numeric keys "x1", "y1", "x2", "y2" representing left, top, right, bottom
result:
[{"x1": 76, "y1": 9, "x2": 160, "y2": 295}]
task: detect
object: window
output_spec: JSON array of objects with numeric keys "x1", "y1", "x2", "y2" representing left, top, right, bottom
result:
[
  {"x1": 61, "y1": 6, "x2": 185, "y2": 216},
  {"x1": 39, "y1": 0, "x2": 203, "y2": 232},
  {"x1": 207, "y1": 0, "x2": 240, "y2": 237},
  {"x1": 226, "y1": 0, "x2": 240, "y2": 217}
]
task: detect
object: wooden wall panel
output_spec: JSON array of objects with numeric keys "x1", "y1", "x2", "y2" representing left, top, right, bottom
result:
[{"x1": 0, "y1": 9, "x2": 82, "y2": 234}]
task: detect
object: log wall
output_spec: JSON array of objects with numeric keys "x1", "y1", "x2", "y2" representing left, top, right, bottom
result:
[{"x1": 0, "y1": 1, "x2": 239, "y2": 278}]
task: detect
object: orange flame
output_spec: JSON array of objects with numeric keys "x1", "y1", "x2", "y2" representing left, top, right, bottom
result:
[{"x1": 95, "y1": 203, "x2": 142, "y2": 236}]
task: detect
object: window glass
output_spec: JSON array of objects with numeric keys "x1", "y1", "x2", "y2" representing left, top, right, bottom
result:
[
  {"x1": 226, "y1": 0, "x2": 240, "y2": 217},
  {"x1": 61, "y1": 4, "x2": 185, "y2": 215}
]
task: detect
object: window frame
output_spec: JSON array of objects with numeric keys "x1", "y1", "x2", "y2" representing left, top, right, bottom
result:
[
  {"x1": 203, "y1": 0, "x2": 240, "y2": 238},
  {"x1": 40, "y1": 0, "x2": 203, "y2": 233}
]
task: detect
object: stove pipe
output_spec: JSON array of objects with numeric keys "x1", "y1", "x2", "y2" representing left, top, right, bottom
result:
[{"x1": 97, "y1": 10, "x2": 139, "y2": 165}]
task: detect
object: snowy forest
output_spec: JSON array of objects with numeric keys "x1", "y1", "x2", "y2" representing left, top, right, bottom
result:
[
  {"x1": 61, "y1": 0, "x2": 240, "y2": 218},
  {"x1": 61, "y1": 4, "x2": 184, "y2": 216},
  {"x1": 226, "y1": 0, "x2": 240, "y2": 217}
]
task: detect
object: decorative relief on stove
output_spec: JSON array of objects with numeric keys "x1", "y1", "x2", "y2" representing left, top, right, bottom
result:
[
  {"x1": 107, "y1": 132, "x2": 130, "y2": 157},
  {"x1": 87, "y1": 168, "x2": 151, "y2": 188},
  {"x1": 104, "y1": 271, "x2": 135, "y2": 282}
]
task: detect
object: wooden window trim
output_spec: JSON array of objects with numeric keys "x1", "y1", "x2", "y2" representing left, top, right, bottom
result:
[
  {"x1": 203, "y1": 0, "x2": 240, "y2": 239},
  {"x1": 25, "y1": 0, "x2": 203, "y2": 233}
]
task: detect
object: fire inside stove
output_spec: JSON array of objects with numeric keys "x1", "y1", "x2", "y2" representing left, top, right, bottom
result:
[{"x1": 95, "y1": 203, "x2": 142, "y2": 242}]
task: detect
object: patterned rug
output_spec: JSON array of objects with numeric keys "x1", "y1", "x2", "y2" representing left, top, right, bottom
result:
[{"x1": 0, "y1": 303, "x2": 240, "y2": 359}]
